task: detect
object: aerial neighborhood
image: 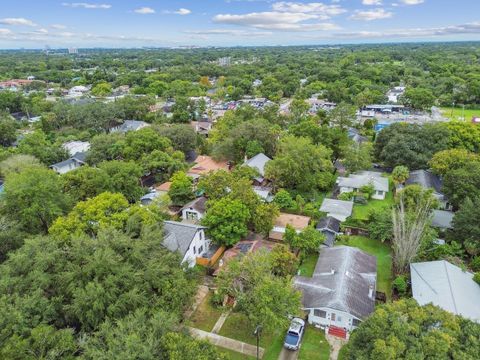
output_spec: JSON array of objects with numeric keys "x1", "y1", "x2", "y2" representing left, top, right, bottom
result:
[{"x1": 0, "y1": 42, "x2": 479, "y2": 360}]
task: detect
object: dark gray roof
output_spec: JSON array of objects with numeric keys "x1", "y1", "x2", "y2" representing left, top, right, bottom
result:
[
  {"x1": 72, "y1": 151, "x2": 87, "y2": 163},
  {"x1": 162, "y1": 221, "x2": 205, "y2": 258},
  {"x1": 322, "y1": 231, "x2": 336, "y2": 247},
  {"x1": 406, "y1": 170, "x2": 443, "y2": 194},
  {"x1": 316, "y1": 216, "x2": 341, "y2": 234},
  {"x1": 294, "y1": 246, "x2": 377, "y2": 320},
  {"x1": 181, "y1": 196, "x2": 207, "y2": 214}
]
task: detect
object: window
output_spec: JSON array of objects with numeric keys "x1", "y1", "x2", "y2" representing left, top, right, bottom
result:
[
  {"x1": 314, "y1": 309, "x2": 327, "y2": 318},
  {"x1": 352, "y1": 319, "x2": 361, "y2": 327},
  {"x1": 330, "y1": 313, "x2": 336, "y2": 321},
  {"x1": 199, "y1": 231, "x2": 204, "y2": 241},
  {"x1": 193, "y1": 246, "x2": 196, "y2": 254},
  {"x1": 198, "y1": 246, "x2": 203, "y2": 254},
  {"x1": 337, "y1": 316, "x2": 342, "y2": 322}
]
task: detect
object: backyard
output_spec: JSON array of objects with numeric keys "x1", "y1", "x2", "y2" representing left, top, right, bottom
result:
[
  {"x1": 352, "y1": 178, "x2": 394, "y2": 221},
  {"x1": 298, "y1": 326, "x2": 330, "y2": 360},
  {"x1": 298, "y1": 252, "x2": 319, "y2": 277},
  {"x1": 189, "y1": 292, "x2": 224, "y2": 332},
  {"x1": 336, "y1": 235, "x2": 393, "y2": 299},
  {"x1": 440, "y1": 106, "x2": 480, "y2": 121}
]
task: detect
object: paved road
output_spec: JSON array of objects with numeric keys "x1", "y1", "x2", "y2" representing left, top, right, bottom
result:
[{"x1": 278, "y1": 347, "x2": 299, "y2": 360}]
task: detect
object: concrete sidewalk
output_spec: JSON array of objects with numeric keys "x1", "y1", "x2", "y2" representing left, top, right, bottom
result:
[
  {"x1": 212, "y1": 310, "x2": 231, "y2": 334},
  {"x1": 189, "y1": 327, "x2": 265, "y2": 358}
]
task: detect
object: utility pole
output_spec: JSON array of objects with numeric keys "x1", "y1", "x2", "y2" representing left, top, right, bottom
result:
[{"x1": 253, "y1": 325, "x2": 262, "y2": 360}]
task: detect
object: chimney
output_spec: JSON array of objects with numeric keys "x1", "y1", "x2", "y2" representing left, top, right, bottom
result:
[
  {"x1": 368, "y1": 285, "x2": 374, "y2": 299},
  {"x1": 330, "y1": 268, "x2": 335, "y2": 275}
]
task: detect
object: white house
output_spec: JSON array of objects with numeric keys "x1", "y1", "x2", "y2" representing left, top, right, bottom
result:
[
  {"x1": 180, "y1": 196, "x2": 207, "y2": 223},
  {"x1": 295, "y1": 246, "x2": 377, "y2": 332},
  {"x1": 337, "y1": 171, "x2": 389, "y2": 200},
  {"x1": 320, "y1": 198, "x2": 353, "y2": 222},
  {"x1": 162, "y1": 221, "x2": 210, "y2": 268},
  {"x1": 50, "y1": 152, "x2": 87, "y2": 174},
  {"x1": 410, "y1": 260, "x2": 480, "y2": 323},
  {"x1": 62, "y1": 140, "x2": 91, "y2": 156},
  {"x1": 68, "y1": 85, "x2": 89, "y2": 97},
  {"x1": 386, "y1": 86, "x2": 406, "y2": 103},
  {"x1": 244, "y1": 153, "x2": 272, "y2": 184}
]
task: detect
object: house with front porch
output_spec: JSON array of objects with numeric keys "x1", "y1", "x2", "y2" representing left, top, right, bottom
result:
[
  {"x1": 294, "y1": 246, "x2": 377, "y2": 332},
  {"x1": 337, "y1": 171, "x2": 389, "y2": 200}
]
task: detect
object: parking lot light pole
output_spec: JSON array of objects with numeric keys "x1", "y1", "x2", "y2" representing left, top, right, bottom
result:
[{"x1": 253, "y1": 325, "x2": 262, "y2": 360}]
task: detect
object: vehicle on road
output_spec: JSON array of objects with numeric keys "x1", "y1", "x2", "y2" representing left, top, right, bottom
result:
[{"x1": 283, "y1": 317, "x2": 305, "y2": 351}]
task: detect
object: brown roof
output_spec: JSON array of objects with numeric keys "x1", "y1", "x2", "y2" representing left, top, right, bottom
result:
[
  {"x1": 274, "y1": 213, "x2": 311, "y2": 230},
  {"x1": 188, "y1": 155, "x2": 229, "y2": 175},
  {"x1": 156, "y1": 181, "x2": 172, "y2": 192}
]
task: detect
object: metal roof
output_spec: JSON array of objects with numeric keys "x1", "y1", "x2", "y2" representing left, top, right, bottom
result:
[
  {"x1": 244, "y1": 153, "x2": 271, "y2": 177},
  {"x1": 411, "y1": 261, "x2": 480, "y2": 323}
]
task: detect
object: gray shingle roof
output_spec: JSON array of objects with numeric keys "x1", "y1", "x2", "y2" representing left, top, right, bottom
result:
[
  {"x1": 181, "y1": 196, "x2": 207, "y2": 214},
  {"x1": 244, "y1": 153, "x2": 271, "y2": 177},
  {"x1": 162, "y1": 221, "x2": 205, "y2": 258},
  {"x1": 410, "y1": 260, "x2": 480, "y2": 322},
  {"x1": 316, "y1": 216, "x2": 341, "y2": 233},
  {"x1": 295, "y1": 246, "x2": 377, "y2": 320},
  {"x1": 320, "y1": 199, "x2": 354, "y2": 218},
  {"x1": 337, "y1": 171, "x2": 389, "y2": 192},
  {"x1": 431, "y1": 210, "x2": 454, "y2": 229},
  {"x1": 406, "y1": 170, "x2": 443, "y2": 194}
]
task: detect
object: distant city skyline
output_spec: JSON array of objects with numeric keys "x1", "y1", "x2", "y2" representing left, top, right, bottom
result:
[{"x1": 0, "y1": 1, "x2": 478, "y2": 48}]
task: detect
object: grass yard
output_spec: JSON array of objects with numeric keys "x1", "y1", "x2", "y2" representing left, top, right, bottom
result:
[
  {"x1": 218, "y1": 312, "x2": 284, "y2": 360},
  {"x1": 189, "y1": 292, "x2": 224, "y2": 332},
  {"x1": 440, "y1": 106, "x2": 480, "y2": 121},
  {"x1": 336, "y1": 236, "x2": 393, "y2": 300},
  {"x1": 352, "y1": 178, "x2": 394, "y2": 221},
  {"x1": 298, "y1": 252, "x2": 319, "y2": 277},
  {"x1": 298, "y1": 326, "x2": 330, "y2": 360},
  {"x1": 217, "y1": 347, "x2": 255, "y2": 360}
]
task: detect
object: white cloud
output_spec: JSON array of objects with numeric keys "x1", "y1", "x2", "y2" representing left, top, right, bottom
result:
[
  {"x1": 0, "y1": 28, "x2": 13, "y2": 36},
  {"x1": 175, "y1": 8, "x2": 191, "y2": 15},
  {"x1": 134, "y1": 7, "x2": 155, "y2": 14},
  {"x1": 400, "y1": 0, "x2": 424, "y2": 4},
  {"x1": 349, "y1": 8, "x2": 393, "y2": 21},
  {"x1": 61, "y1": 3, "x2": 111, "y2": 9},
  {"x1": 0, "y1": 18, "x2": 37, "y2": 27},
  {"x1": 362, "y1": 0, "x2": 382, "y2": 5},
  {"x1": 51, "y1": 24, "x2": 67, "y2": 29},
  {"x1": 271, "y1": 2, "x2": 347, "y2": 19},
  {"x1": 185, "y1": 29, "x2": 273, "y2": 37}
]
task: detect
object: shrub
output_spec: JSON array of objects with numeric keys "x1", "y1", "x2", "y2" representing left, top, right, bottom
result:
[
  {"x1": 474, "y1": 273, "x2": 480, "y2": 285},
  {"x1": 471, "y1": 256, "x2": 480, "y2": 272},
  {"x1": 393, "y1": 275, "x2": 408, "y2": 296},
  {"x1": 338, "y1": 192, "x2": 354, "y2": 201}
]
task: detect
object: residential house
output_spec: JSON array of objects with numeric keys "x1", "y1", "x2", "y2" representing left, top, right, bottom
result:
[
  {"x1": 295, "y1": 246, "x2": 377, "y2": 331},
  {"x1": 162, "y1": 221, "x2": 210, "y2": 268},
  {"x1": 269, "y1": 213, "x2": 311, "y2": 241},
  {"x1": 50, "y1": 152, "x2": 87, "y2": 174},
  {"x1": 431, "y1": 209, "x2": 454, "y2": 230},
  {"x1": 181, "y1": 196, "x2": 207, "y2": 223},
  {"x1": 320, "y1": 199, "x2": 353, "y2": 222},
  {"x1": 337, "y1": 171, "x2": 389, "y2": 200},
  {"x1": 68, "y1": 85, "x2": 89, "y2": 97},
  {"x1": 187, "y1": 155, "x2": 229, "y2": 181},
  {"x1": 244, "y1": 153, "x2": 272, "y2": 185},
  {"x1": 410, "y1": 260, "x2": 480, "y2": 323},
  {"x1": 316, "y1": 216, "x2": 341, "y2": 247},
  {"x1": 386, "y1": 86, "x2": 406, "y2": 104},
  {"x1": 110, "y1": 120, "x2": 150, "y2": 133},
  {"x1": 62, "y1": 140, "x2": 90, "y2": 156},
  {"x1": 406, "y1": 170, "x2": 451, "y2": 210},
  {"x1": 347, "y1": 128, "x2": 369, "y2": 145},
  {"x1": 252, "y1": 186, "x2": 274, "y2": 202},
  {"x1": 191, "y1": 121, "x2": 212, "y2": 136}
]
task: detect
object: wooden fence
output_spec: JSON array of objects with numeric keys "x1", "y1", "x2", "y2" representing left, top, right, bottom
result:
[{"x1": 196, "y1": 246, "x2": 226, "y2": 267}]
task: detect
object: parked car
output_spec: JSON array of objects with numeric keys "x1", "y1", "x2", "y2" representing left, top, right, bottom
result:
[{"x1": 283, "y1": 317, "x2": 305, "y2": 351}]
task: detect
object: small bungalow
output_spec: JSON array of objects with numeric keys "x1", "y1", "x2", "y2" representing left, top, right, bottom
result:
[
  {"x1": 187, "y1": 155, "x2": 229, "y2": 181},
  {"x1": 181, "y1": 196, "x2": 207, "y2": 223},
  {"x1": 336, "y1": 171, "x2": 389, "y2": 200},
  {"x1": 294, "y1": 246, "x2": 377, "y2": 332},
  {"x1": 320, "y1": 199, "x2": 353, "y2": 222},
  {"x1": 316, "y1": 216, "x2": 341, "y2": 247},
  {"x1": 110, "y1": 120, "x2": 150, "y2": 133},
  {"x1": 244, "y1": 153, "x2": 272, "y2": 185},
  {"x1": 252, "y1": 186, "x2": 274, "y2": 202},
  {"x1": 50, "y1": 152, "x2": 87, "y2": 174},
  {"x1": 431, "y1": 209, "x2": 454, "y2": 230},
  {"x1": 269, "y1": 213, "x2": 311, "y2": 241},
  {"x1": 410, "y1": 260, "x2": 480, "y2": 323},
  {"x1": 406, "y1": 170, "x2": 451, "y2": 210},
  {"x1": 162, "y1": 221, "x2": 210, "y2": 268},
  {"x1": 62, "y1": 140, "x2": 91, "y2": 156}
]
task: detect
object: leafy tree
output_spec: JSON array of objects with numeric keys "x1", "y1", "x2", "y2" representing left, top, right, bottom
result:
[
  {"x1": 168, "y1": 171, "x2": 194, "y2": 205},
  {"x1": 215, "y1": 250, "x2": 301, "y2": 332},
  {"x1": 430, "y1": 148, "x2": 479, "y2": 177},
  {"x1": 273, "y1": 189, "x2": 296, "y2": 210},
  {"x1": 452, "y1": 196, "x2": 480, "y2": 256},
  {"x1": 442, "y1": 161, "x2": 480, "y2": 209},
  {"x1": 0, "y1": 115, "x2": 17, "y2": 147},
  {"x1": 141, "y1": 150, "x2": 187, "y2": 183},
  {"x1": 253, "y1": 203, "x2": 280, "y2": 236},
  {"x1": 265, "y1": 136, "x2": 334, "y2": 193},
  {"x1": 157, "y1": 124, "x2": 197, "y2": 154},
  {"x1": 86, "y1": 132, "x2": 124, "y2": 165},
  {"x1": 198, "y1": 170, "x2": 233, "y2": 200},
  {"x1": 1, "y1": 167, "x2": 70, "y2": 234},
  {"x1": 342, "y1": 142, "x2": 373, "y2": 173},
  {"x1": 91, "y1": 82, "x2": 112, "y2": 97},
  {"x1": 395, "y1": 184, "x2": 439, "y2": 211},
  {"x1": 98, "y1": 160, "x2": 144, "y2": 202},
  {"x1": 368, "y1": 207, "x2": 393, "y2": 243},
  {"x1": 401, "y1": 87, "x2": 435, "y2": 110},
  {"x1": 0, "y1": 216, "x2": 26, "y2": 262},
  {"x1": 122, "y1": 127, "x2": 172, "y2": 160},
  {"x1": 327, "y1": 103, "x2": 356, "y2": 130},
  {"x1": 61, "y1": 166, "x2": 111, "y2": 202},
  {"x1": 391, "y1": 165, "x2": 409, "y2": 185},
  {"x1": 17, "y1": 130, "x2": 68, "y2": 165},
  {"x1": 343, "y1": 299, "x2": 480, "y2": 359},
  {"x1": 202, "y1": 198, "x2": 250, "y2": 246},
  {"x1": 285, "y1": 224, "x2": 324, "y2": 254},
  {"x1": 270, "y1": 244, "x2": 299, "y2": 277},
  {"x1": 0, "y1": 154, "x2": 42, "y2": 177},
  {"x1": 442, "y1": 121, "x2": 480, "y2": 153}
]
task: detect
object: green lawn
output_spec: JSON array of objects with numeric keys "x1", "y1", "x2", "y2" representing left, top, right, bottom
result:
[
  {"x1": 218, "y1": 312, "x2": 284, "y2": 360},
  {"x1": 298, "y1": 252, "x2": 319, "y2": 277},
  {"x1": 298, "y1": 326, "x2": 330, "y2": 360},
  {"x1": 352, "y1": 178, "x2": 394, "y2": 221},
  {"x1": 217, "y1": 347, "x2": 255, "y2": 360},
  {"x1": 440, "y1": 106, "x2": 480, "y2": 121},
  {"x1": 189, "y1": 292, "x2": 224, "y2": 332},
  {"x1": 336, "y1": 236, "x2": 393, "y2": 299}
]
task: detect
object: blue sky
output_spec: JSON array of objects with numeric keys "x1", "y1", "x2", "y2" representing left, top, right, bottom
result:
[{"x1": 0, "y1": 1, "x2": 478, "y2": 48}]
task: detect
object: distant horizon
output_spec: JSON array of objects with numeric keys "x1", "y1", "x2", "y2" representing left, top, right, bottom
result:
[{"x1": 0, "y1": 1, "x2": 479, "y2": 48}]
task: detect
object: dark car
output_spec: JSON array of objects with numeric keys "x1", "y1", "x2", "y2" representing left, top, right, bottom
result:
[{"x1": 283, "y1": 317, "x2": 305, "y2": 351}]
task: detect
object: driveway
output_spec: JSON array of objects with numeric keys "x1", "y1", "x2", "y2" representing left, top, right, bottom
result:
[{"x1": 278, "y1": 347, "x2": 299, "y2": 360}]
